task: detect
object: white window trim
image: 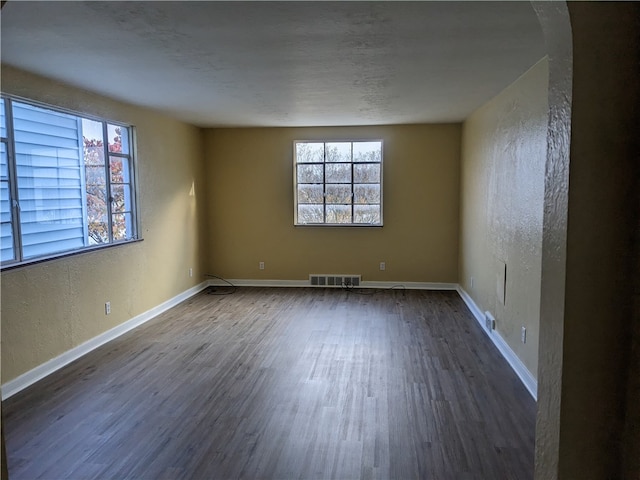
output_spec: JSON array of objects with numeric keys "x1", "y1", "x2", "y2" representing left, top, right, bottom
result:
[
  {"x1": 0, "y1": 94, "x2": 141, "y2": 270},
  {"x1": 293, "y1": 139, "x2": 384, "y2": 227}
]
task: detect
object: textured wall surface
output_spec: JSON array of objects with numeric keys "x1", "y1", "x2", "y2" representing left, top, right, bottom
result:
[
  {"x1": 531, "y1": 3, "x2": 640, "y2": 479},
  {"x1": 531, "y1": 2, "x2": 573, "y2": 479},
  {"x1": 204, "y1": 125, "x2": 461, "y2": 283},
  {"x1": 556, "y1": 4, "x2": 640, "y2": 478},
  {"x1": 0, "y1": 66, "x2": 207, "y2": 383},
  {"x1": 459, "y1": 58, "x2": 549, "y2": 378}
]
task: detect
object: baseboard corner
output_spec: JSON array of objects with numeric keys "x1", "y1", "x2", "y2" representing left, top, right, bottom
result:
[{"x1": 455, "y1": 285, "x2": 538, "y2": 400}]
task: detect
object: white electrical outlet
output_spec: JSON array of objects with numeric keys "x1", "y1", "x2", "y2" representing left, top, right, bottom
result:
[
  {"x1": 189, "y1": 268, "x2": 193, "y2": 277},
  {"x1": 380, "y1": 262, "x2": 386, "y2": 271},
  {"x1": 470, "y1": 276, "x2": 474, "y2": 288},
  {"x1": 259, "y1": 261, "x2": 265, "y2": 270},
  {"x1": 105, "y1": 302, "x2": 111, "y2": 315},
  {"x1": 485, "y1": 311, "x2": 495, "y2": 331},
  {"x1": 521, "y1": 326, "x2": 527, "y2": 343}
]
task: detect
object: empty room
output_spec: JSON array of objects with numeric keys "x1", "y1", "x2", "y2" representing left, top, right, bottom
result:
[{"x1": 1, "y1": 2, "x2": 638, "y2": 479}]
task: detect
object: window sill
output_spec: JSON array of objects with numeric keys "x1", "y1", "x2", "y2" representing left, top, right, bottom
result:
[
  {"x1": 294, "y1": 224, "x2": 383, "y2": 228},
  {"x1": 0, "y1": 238, "x2": 144, "y2": 272}
]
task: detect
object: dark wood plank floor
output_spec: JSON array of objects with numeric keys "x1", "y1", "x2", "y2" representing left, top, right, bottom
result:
[{"x1": 3, "y1": 287, "x2": 535, "y2": 479}]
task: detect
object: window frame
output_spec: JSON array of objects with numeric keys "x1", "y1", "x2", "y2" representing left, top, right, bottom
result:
[
  {"x1": 0, "y1": 94, "x2": 141, "y2": 270},
  {"x1": 293, "y1": 139, "x2": 384, "y2": 227}
]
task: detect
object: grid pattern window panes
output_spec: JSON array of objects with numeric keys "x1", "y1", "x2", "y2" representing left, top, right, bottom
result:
[
  {"x1": 0, "y1": 96, "x2": 138, "y2": 267},
  {"x1": 294, "y1": 140, "x2": 382, "y2": 226}
]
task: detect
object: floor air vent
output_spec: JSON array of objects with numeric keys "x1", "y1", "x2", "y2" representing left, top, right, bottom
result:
[{"x1": 309, "y1": 274, "x2": 361, "y2": 287}]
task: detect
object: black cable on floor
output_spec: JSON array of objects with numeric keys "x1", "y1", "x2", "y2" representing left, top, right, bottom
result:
[{"x1": 204, "y1": 274, "x2": 238, "y2": 295}]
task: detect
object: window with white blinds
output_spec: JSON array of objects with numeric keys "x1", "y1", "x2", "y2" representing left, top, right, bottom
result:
[
  {"x1": 0, "y1": 96, "x2": 138, "y2": 267},
  {"x1": 0, "y1": 99, "x2": 13, "y2": 262}
]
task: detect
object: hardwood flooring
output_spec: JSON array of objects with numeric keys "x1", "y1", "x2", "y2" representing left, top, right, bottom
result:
[{"x1": 3, "y1": 287, "x2": 536, "y2": 479}]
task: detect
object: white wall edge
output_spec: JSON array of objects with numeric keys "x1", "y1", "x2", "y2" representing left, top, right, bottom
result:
[
  {"x1": 2, "y1": 281, "x2": 209, "y2": 400},
  {"x1": 456, "y1": 286, "x2": 538, "y2": 400},
  {"x1": 208, "y1": 278, "x2": 458, "y2": 290}
]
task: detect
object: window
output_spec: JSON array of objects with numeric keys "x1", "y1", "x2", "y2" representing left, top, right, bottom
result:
[
  {"x1": 0, "y1": 96, "x2": 138, "y2": 267},
  {"x1": 294, "y1": 140, "x2": 383, "y2": 226}
]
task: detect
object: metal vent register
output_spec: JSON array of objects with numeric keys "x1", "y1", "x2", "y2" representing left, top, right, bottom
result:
[{"x1": 309, "y1": 274, "x2": 361, "y2": 287}]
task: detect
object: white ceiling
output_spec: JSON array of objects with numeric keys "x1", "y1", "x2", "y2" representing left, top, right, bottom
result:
[{"x1": 1, "y1": 1, "x2": 546, "y2": 127}]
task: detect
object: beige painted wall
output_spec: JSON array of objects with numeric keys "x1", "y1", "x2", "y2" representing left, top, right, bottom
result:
[
  {"x1": 459, "y1": 58, "x2": 549, "y2": 379},
  {"x1": 0, "y1": 66, "x2": 208, "y2": 383},
  {"x1": 203, "y1": 125, "x2": 461, "y2": 283}
]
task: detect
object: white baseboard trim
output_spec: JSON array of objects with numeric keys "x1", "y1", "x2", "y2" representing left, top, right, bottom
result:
[
  {"x1": 362, "y1": 281, "x2": 457, "y2": 290},
  {"x1": 456, "y1": 286, "x2": 538, "y2": 400},
  {"x1": 2, "y1": 280, "x2": 535, "y2": 402},
  {"x1": 208, "y1": 278, "x2": 458, "y2": 290},
  {"x1": 1, "y1": 281, "x2": 209, "y2": 400},
  {"x1": 208, "y1": 278, "x2": 309, "y2": 288}
]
